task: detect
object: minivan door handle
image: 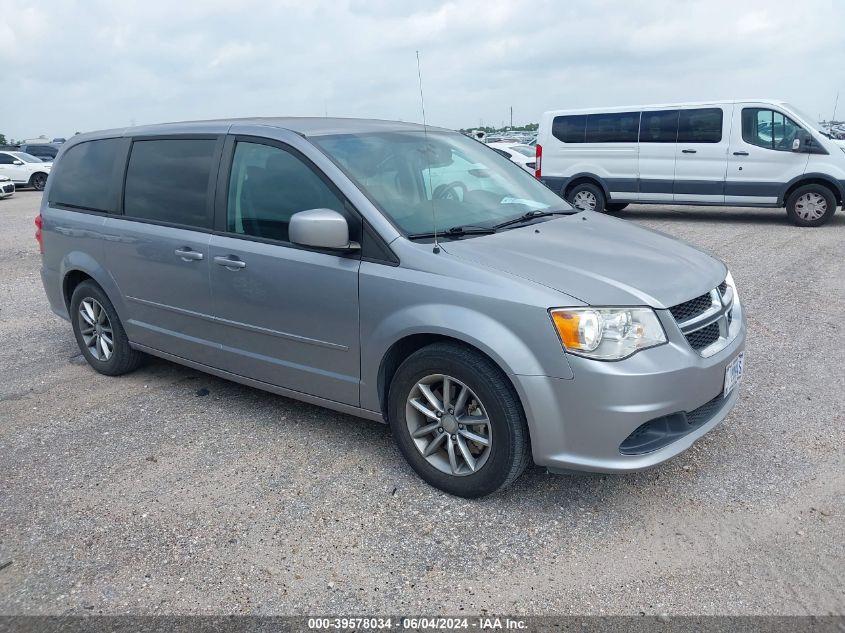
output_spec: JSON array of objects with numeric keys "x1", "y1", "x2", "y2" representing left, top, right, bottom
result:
[
  {"x1": 733, "y1": 151, "x2": 749, "y2": 156},
  {"x1": 213, "y1": 255, "x2": 247, "y2": 270},
  {"x1": 175, "y1": 247, "x2": 204, "y2": 262},
  {"x1": 681, "y1": 149, "x2": 697, "y2": 154}
]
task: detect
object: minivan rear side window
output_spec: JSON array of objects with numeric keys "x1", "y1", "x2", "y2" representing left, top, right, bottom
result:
[
  {"x1": 639, "y1": 110, "x2": 680, "y2": 143},
  {"x1": 677, "y1": 108, "x2": 723, "y2": 143},
  {"x1": 585, "y1": 112, "x2": 640, "y2": 143},
  {"x1": 48, "y1": 139, "x2": 125, "y2": 212},
  {"x1": 552, "y1": 115, "x2": 587, "y2": 143},
  {"x1": 124, "y1": 139, "x2": 216, "y2": 228}
]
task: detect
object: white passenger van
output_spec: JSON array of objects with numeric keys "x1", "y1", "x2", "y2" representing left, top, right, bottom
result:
[{"x1": 535, "y1": 100, "x2": 845, "y2": 226}]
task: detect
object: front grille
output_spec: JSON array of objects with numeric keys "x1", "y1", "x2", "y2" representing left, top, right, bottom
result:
[
  {"x1": 718, "y1": 281, "x2": 727, "y2": 296},
  {"x1": 619, "y1": 391, "x2": 731, "y2": 455},
  {"x1": 2, "y1": 184, "x2": 13, "y2": 193},
  {"x1": 669, "y1": 292, "x2": 712, "y2": 322},
  {"x1": 686, "y1": 321, "x2": 720, "y2": 350}
]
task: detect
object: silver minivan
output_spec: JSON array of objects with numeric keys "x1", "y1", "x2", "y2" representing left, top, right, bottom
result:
[{"x1": 38, "y1": 118, "x2": 746, "y2": 497}]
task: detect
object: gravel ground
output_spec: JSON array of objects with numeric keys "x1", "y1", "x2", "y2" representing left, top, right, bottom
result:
[{"x1": 0, "y1": 190, "x2": 842, "y2": 616}]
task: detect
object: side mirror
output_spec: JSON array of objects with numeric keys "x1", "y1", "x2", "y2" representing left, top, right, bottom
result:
[
  {"x1": 13, "y1": 160, "x2": 23, "y2": 166},
  {"x1": 792, "y1": 130, "x2": 810, "y2": 152},
  {"x1": 289, "y1": 208, "x2": 359, "y2": 251}
]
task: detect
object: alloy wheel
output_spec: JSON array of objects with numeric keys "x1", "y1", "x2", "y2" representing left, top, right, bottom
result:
[
  {"x1": 405, "y1": 374, "x2": 492, "y2": 476},
  {"x1": 78, "y1": 298, "x2": 114, "y2": 361}
]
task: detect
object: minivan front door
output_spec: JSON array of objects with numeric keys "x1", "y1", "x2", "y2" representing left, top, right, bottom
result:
[
  {"x1": 672, "y1": 105, "x2": 731, "y2": 203},
  {"x1": 726, "y1": 106, "x2": 810, "y2": 205},
  {"x1": 209, "y1": 137, "x2": 361, "y2": 406}
]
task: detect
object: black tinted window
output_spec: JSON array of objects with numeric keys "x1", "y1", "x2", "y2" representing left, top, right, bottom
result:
[
  {"x1": 0, "y1": 153, "x2": 14, "y2": 165},
  {"x1": 677, "y1": 108, "x2": 723, "y2": 143},
  {"x1": 124, "y1": 139, "x2": 216, "y2": 228},
  {"x1": 640, "y1": 110, "x2": 679, "y2": 143},
  {"x1": 552, "y1": 115, "x2": 587, "y2": 143},
  {"x1": 586, "y1": 112, "x2": 640, "y2": 143},
  {"x1": 48, "y1": 139, "x2": 124, "y2": 212},
  {"x1": 29, "y1": 146, "x2": 56, "y2": 157},
  {"x1": 226, "y1": 142, "x2": 345, "y2": 243}
]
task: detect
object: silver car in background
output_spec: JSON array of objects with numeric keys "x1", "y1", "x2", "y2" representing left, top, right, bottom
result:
[{"x1": 38, "y1": 118, "x2": 745, "y2": 497}]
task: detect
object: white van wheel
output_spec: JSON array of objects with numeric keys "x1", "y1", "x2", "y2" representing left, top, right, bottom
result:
[
  {"x1": 568, "y1": 183, "x2": 605, "y2": 213},
  {"x1": 785, "y1": 184, "x2": 837, "y2": 227}
]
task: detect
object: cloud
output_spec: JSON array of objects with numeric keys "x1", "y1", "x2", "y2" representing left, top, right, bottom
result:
[{"x1": 2, "y1": 0, "x2": 843, "y2": 140}]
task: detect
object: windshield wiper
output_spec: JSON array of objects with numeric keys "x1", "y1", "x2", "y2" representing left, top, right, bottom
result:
[
  {"x1": 407, "y1": 225, "x2": 498, "y2": 240},
  {"x1": 493, "y1": 208, "x2": 579, "y2": 230}
]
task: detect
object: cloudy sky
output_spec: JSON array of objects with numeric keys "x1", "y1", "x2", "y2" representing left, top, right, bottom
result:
[{"x1": 1, "y1": 0, "x2": 843, "y2": 140}]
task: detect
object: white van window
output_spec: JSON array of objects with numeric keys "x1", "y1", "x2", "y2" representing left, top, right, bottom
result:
[
  {"x1": 742, "y1": 108, "x2": 802, "y2": 151},
  {"x1": 552, "y1": 115, "x2": 587, "y2": 143},
  {"x1": 639, "y1": 110, "x2": 679, "y2": 143},
  {"x1": 586, "y1": 112, "x2": 640, "y2": 143},
  {"x1": 677, "y1": 108, "x2": 723, "y2": 143}
]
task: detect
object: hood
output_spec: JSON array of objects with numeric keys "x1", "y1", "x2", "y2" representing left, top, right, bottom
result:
[{"x1": 440, "y1": 213, "x2": 726, "y2": 309}]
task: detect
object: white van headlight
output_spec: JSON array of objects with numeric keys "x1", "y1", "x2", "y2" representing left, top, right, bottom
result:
[{"x1": 550, "y1": 307, "x2": 667, "y2": 360}]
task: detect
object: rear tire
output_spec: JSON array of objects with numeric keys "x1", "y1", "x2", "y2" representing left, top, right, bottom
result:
[
  {"x1": 70, "y1": 280, "x2": 143, "y2": 376},
  {"x1": 387, "y1": 342, "x2": 531, "y2": 498},
  {"x1": 30, "y1": 172, "x2": 48, "y2": 191},
  {"x1": 567, "y1": 182, "x2": 606, "y2": 213},
  {"x1": 785, "y1": 184, "x2": 836, "y2": 227},
  {"x1": 604, "y1": 203, "x2": 629, "y2": 213}
]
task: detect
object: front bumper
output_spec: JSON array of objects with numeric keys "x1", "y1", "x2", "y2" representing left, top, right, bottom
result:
[
  {"x1": 0, "y1": 182, "x2": 14, "y2": 197},
  {"x1": 513, "y1": 304, "x2": 746, "y2": 473}
]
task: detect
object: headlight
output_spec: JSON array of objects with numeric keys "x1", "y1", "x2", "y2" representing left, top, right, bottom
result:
[
  {"x1": 550, "y1": 307, "x2": 667, "y2": 360},
  {"x1": 725, "y1": 270, "x2": 740, "y2": 306}
]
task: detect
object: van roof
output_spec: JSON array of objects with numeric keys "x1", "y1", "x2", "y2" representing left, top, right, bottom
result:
[
  {"x1": 69, "y1": 117, "x2": 450, "y2": 143},
  {"x1": 542, "y1": 99, "x2": 790, "y2": 116}
]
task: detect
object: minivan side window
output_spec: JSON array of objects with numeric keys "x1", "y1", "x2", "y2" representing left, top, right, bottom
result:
[
  {"x1": 639, "y1": 110, "x2": 680, "y2": 143},
  {"x1": 124, "y1": 139, "x2": 216, "y2": 228},
  {"x1": 585, "y1": 112, "x2": 640, "y2": 143},
  {"x1": 677, "y1": 108, "x2": 723, "y2": 143},
  {"x1": 226, "y1": 141, "x2": 346, "y2": 243},
  {"x1": 48, "y1": 139, "x2": 125, "y2": 212},
  {"x1": 741, "y1": 108, "x2": 802, "y2": 151},
  {"x1": 551, "y1": 115, "x2": 587, "y2": 143}
]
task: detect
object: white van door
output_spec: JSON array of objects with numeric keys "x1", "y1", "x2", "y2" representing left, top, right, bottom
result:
[
  {"x1": 672, "y1": 106, "x2": 731, "y2": 203},
  {"x1": 726, "y1": 106, "x2": 809, "y2": 204},
  {"x1": 637, "y1": 109, "x2": 678, "y2": 202}
]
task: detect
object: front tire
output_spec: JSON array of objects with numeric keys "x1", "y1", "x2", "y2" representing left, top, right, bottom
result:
[
  {"x1": 567, "y1": 182, "x2": 606, "y2": 213},
  {"x1": 387, "y1": 342, "x2": 531, "y2": 498},
  {"x1": 785, "y1": 184, "x2": 837, "y2": 227},
  {"x1": 70, "y1": 280, "x2": 143, "y2": 376},
  {"x1": 30, "y1": 172, "x2": 48, "y2": 191}
]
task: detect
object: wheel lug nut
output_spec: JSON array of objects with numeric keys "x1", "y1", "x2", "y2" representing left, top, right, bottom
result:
[
  {"x1": 451, "y1": 434, "x2": 457, "y2": 440},
  {"x1": 438, "y1": 427, "x2": 443, "y2": 433},
  {"x1": 459, "y1": 424, "x2": 464, "y2": 430},
  {"x1": 448, "y1": 409, "x2": 454, "y2": 414},
  {"x1": 436, "y1": 412, "x2": 442, "y2": 418}
]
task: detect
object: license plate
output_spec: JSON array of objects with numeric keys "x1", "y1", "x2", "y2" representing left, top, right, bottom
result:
[{"x1": 723, "y1": 352, "x2": 744, "y2": 398}]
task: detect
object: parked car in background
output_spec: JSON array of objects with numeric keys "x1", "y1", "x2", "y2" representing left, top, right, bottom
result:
[
  {"x1": 0, "y1": 151, "x2": 52, "y2": 190},
  {"x1": 487, "y1": 142, "x2": 536, "y2": 174},
  {"x1": 52, "y1": 138, "x2": 67, "y2": 144},
  {"x1": 536, "y1": 99, "x2": 845, "y2": 226},
  {"x1": 38, "y1": 117, "x2": 744, "y2": 498},
  {"x1": 0, "y1": 176, "x2": 14, "y2": 199},
  {"x1": 19, "y1": 143, "x2": 59, "y2": 162}
]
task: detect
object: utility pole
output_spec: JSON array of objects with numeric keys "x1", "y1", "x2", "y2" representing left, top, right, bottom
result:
[
  {"x1": 833, "y1": 91, "x2": 840, "y2": 123},
  {"x1": 510, "y1": 106, "x2": 513, "y2": 129}
]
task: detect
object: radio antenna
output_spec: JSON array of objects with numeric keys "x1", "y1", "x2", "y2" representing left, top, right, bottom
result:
[{"x1": 416, "y1": 50, "x2": 440, "y2": 253}]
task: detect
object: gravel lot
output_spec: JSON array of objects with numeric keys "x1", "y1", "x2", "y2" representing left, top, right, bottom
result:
[{"x1": 0, "y1": 190, "x2": 842, "y2": 616}]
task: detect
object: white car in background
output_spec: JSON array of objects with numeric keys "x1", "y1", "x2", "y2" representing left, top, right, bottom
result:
[
  {"x1": 0, "y1": 151, "x2": 52, "y2": 191},
  {"x1": 487, "y1": 142, "x2": 537, "y2": 174},
  {"x1": 0, "y1": 176, "x2": 14, "y2": 199}
]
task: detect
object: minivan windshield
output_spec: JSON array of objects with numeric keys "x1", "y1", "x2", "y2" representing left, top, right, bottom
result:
[{"x1": 314, "y1": 131, "x2": 570, "y2": 236}]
